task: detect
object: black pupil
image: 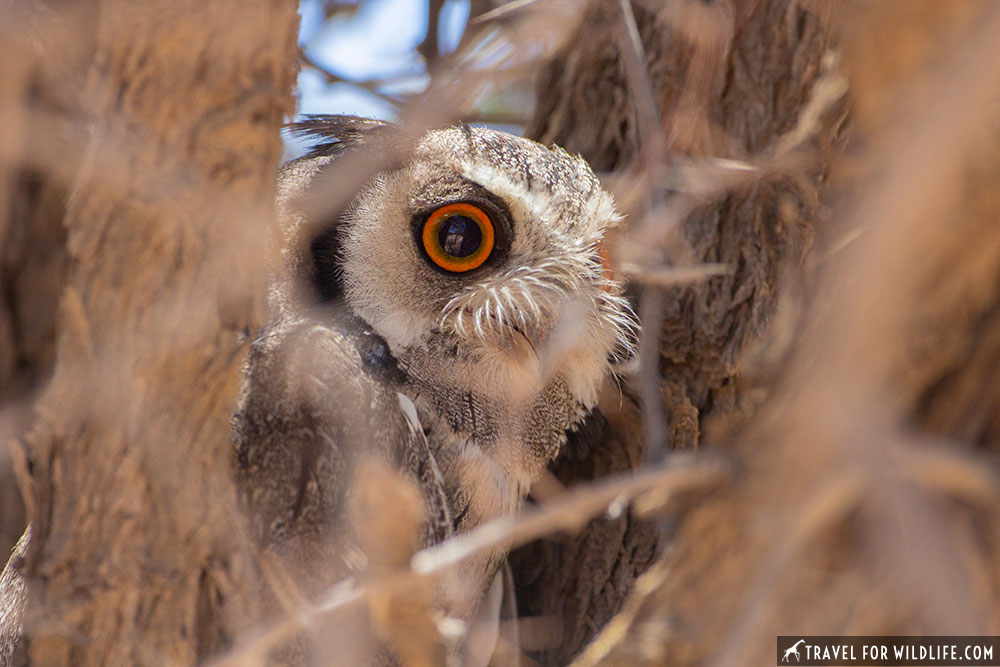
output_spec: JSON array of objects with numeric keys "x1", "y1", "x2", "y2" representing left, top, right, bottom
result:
[{"x1": 438, "y1": 215, "x2": 482, "y2": 258}]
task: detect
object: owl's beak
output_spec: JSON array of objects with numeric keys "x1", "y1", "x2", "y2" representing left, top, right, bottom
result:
[
  {"x1": 509, "y1": 319, "x2": 544, "y2": 351},
  {"x1": 487, "y1": 314, "x2": 542, "y2": 358}
]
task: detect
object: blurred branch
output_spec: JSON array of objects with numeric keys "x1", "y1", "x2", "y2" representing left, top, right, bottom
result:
[
  {"x1": 412, "y1": 453, "x2": 728, "y2": 575},
  {"x1": 214, "y1": 454, "x2": 729, "y2": 666},
  {"x1": 772, "y1": 50, "x2": 848, "y2": 157},
  {"x1": 299, "y1": 49, "x2": 408, "y2": 107},
  {"x1": 620, "y1": 262, "x2": 733, "y2": 287},
  {"x1": 614, "y1": 0, "x2": 660, "y2": 147},
  {"x1": 611, "y1": 0, "x2": 673, "y2": 466},
  {"x1": 468, "y1": 0, "x2": 495, "y2": 22},
  {"x1": 300, "y1": 0, "x2": 580, "y2": 231},
  {"x1": 418, "y1": 0, "x2": 445, "y2": 68},
  {"x1": 472, "y1": 0, "x2": 542, "y2": 26},
  {"x1": 321, "y1": 1, "x2": 364, "y2": 20}
]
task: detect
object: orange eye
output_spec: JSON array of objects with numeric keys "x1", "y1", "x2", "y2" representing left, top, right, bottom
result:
[{"x1": 421, "y1": 202, "x2": 495, "y2": 273}]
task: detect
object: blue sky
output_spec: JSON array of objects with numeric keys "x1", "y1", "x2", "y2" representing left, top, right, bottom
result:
[
  {"x1": 295, "y1": 0, "x2": 470, "y2": 121},
  {"x1": 286, "y1": 0, "x2": 528, "y2": 157}
]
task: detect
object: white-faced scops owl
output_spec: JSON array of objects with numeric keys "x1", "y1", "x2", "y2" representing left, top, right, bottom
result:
[{"x1": 232, "y1": 116, "x2": 636, "y2": 661}]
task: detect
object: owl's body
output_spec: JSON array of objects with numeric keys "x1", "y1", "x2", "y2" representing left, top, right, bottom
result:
[{"x1": 233, "y1": 117, "x2": 634, "y2": 661}]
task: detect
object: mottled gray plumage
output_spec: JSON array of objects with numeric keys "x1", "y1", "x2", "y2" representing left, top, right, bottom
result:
[{"x1": 232, "y1": 116, "x2": 635, "y2": 661}]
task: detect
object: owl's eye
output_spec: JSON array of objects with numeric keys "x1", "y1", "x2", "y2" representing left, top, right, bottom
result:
[{"x1": 421, "y1": 202, "x2": 495, "y2": 273}]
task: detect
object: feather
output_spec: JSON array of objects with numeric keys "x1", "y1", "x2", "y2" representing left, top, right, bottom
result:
[{"x1": 287, "y1": 114, "x2": 395, "y2": 158}]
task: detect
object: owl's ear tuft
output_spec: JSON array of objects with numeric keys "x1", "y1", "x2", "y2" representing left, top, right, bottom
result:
[{"x1": 288, "y1": 115, "x2": 395, "y2": 158}]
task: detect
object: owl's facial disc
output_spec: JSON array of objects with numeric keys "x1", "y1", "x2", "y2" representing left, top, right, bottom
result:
[{"x1": 334, "y1": 125, "x2": 637, "y2": 407}]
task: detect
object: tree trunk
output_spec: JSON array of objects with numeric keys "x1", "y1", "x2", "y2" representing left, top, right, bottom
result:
[
  {"x1": 4, "y1": 1, "x2": 299, "y2": 663},
  {"x1": 518, "y1": 1, "x2": 1000, "y2": 665},
  {"x1": 0, "y1": 0, "x2": 99, "y2": 563},
  {"x1": 512, "y1": 1, "x2": 837, "y2": 662}
]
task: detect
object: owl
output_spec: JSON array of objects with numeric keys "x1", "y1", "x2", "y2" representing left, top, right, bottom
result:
[{"x1": 232, "y1": 116, "x2": 636, "y2": 663}]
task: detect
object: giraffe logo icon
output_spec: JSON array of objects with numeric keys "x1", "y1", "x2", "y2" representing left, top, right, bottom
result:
[{"x1": 782, "y1": 639, "x2": 806, "y2": 663}]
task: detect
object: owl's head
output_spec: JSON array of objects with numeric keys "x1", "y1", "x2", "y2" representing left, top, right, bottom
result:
[{"x1": 283, "y1": 117, "x2": 636, "y2": 410}]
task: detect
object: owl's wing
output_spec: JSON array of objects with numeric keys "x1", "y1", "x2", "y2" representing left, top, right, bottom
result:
[
  {"x1": 233, "y1": 144, "x2": 452, "y2": 606},
  {"x1": 232, "y1": 309, "x2": 439, "y2": 567},
  {"x1": 232, "y1": 306, "x2": 456, "y2": 666}
]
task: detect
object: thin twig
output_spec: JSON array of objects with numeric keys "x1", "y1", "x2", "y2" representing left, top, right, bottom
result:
[
  {"x1": 209, "y1": 579, "x2": 366, "y2": 667},
  {"x1": 708, "y1": 470, "x2": 868, "y2": 667},
  {"x1": 471, "y1": 0, "x2": 545, "y2": 26},
  {"x1": 620, "y1": 262, "x2": 733, "y2": 287},
  {"x1": 210, "y1": 455, "x2": 729, "y2": 666},
  {"x1": 299, "y1": 49, "x2": 408, "y2": 107},
  {"x1": 636, "y1": 286, "x2": 669, "y2": 460},
  {"x1": 612, "y1": 0, "x2": 677, "y2": 464},
  {"x1": 772, "y1": 50, "x2": 848, "y2": 157},
  {"x1": 614, "y1": 0, "x2": 660, "y2": 146},
  {"x1": 412, "y1": 454, "x2": 728, "y2": 574},
  {"x1": 418, "y1": 0, "x2": 446, "y2": 66}
]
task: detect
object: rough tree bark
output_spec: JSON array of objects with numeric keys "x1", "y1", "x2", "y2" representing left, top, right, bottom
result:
[
  {"x1": 511, "y1": 1, "x2": 837, "y2": 663},
  {"x1": 516, "y1": 2, "x2": 1000, "y2": 666},
  {"x1": 3, "y1": 0, "x2": 299, "y2": 664},
  {"x1": 0, "y1": 0, "x2": 98, "y2": 561}
]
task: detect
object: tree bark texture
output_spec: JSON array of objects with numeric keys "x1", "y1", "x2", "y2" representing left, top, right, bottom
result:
[
  {"x1": 0, "y1": 0, "x2": 100, "y2": 562},
  {"x1": 7, "y1": 1, "x2": 299, "y2": 664},
  {"x1": 512, "y1": 1, "x2": 838, "y2": 663},
  {"x1": 519, "y1": 2, "x2": 1000, "y2": 666}
]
